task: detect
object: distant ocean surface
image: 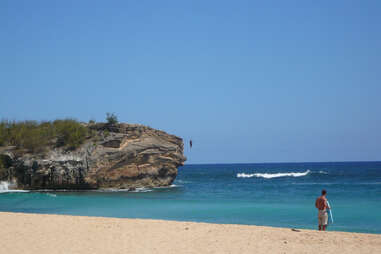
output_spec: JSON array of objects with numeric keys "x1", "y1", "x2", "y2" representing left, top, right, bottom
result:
[{"x1": 1, "y1": 162, "x2": 381, "y2": 234}]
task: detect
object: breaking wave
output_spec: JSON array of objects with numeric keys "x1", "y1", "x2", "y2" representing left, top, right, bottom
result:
[
  {"x1": 237, "y1": 170, "x2": 311, "y2": 179},
  {"x1": 0, "y1": 181, "x2": 29, "y2": 193}
]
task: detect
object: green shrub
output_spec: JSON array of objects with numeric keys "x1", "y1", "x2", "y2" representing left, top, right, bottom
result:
[
  {"x1": 0, "y1": 119, "x2": 90, "y2": 152},
  {"x1": 0, "y1": 121, "x2": 8, "y2": 146},
  {"x1": 53, "y1": 119, "x2": 88, "y2": 150}
]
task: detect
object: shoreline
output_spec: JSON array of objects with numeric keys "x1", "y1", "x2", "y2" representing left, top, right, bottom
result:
[
  {"x1": 1, "y1": 210, "x2": 380, "y2": 235},
  {"x1": 1, "y1": 212, "x2": 380, "y2": 254}
]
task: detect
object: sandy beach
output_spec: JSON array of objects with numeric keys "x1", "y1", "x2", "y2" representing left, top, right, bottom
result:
[{"x1": 1, "y1": 212, "x2": 380, "y2": 254}]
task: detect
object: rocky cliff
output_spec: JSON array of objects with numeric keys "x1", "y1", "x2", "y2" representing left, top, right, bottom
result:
[{"x1": 0, "y1": 123, "x2": 186, "y2": 190}]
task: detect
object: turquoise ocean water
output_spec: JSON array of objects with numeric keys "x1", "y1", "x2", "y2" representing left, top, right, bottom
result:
[{"x1": 1, "y1": 162, "x2": 381, "y2": 234}]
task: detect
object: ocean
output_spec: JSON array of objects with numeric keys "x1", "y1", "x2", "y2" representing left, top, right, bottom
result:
[{"x1": 1, "y1": 162, "x2": 381, "y2": 234}]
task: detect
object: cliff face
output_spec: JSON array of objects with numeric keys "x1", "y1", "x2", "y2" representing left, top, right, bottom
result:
[{"x1": 0, "y1": 123, "x2": 186, "y2": 190}]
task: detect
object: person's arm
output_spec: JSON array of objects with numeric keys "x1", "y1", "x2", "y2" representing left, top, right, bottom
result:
[{"x1": 315, "y1": 198, "x2": 318, "y2": 209}]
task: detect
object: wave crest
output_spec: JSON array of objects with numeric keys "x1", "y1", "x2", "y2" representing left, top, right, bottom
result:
[
  {"x1": 237, "y1": 170, "x2": 311, "y2": 179},
  {"x1": 0, "y1": 181, "x2": 29, "y2": 193}
]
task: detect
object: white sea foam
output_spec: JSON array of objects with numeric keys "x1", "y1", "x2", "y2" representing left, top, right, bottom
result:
[
  {"x1": 132, "y1": 187, "x2": 153, "y2": 193},
  {"x1": 154, "y1": 184, "x2": 181, "y2": 189},
  {"x1": 94, "y1": 187, "x2": 153, "y2": 193},
  {"x1": 0, "y1": 181, "x2": 10, "y2": 191},
  {"x1": 237, "y1": 170, "x2": 311, "y2": 179},
  {"x1": 0, "y1": 181, "x2": 29, "y2": 193}
]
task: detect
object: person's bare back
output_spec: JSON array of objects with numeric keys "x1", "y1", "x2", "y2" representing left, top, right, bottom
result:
[{"x1": 315, "y1": 196, "x2": 327, "y2": 211}]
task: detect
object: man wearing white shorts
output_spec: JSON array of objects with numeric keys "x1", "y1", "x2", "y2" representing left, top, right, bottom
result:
[{"x1": 315, "y1": 189, "x2": 330, "y2": 231}]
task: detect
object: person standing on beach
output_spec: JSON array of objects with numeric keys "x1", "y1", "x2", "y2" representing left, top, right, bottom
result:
[{"x1": 315, "y1": 189, "x2": 330, "y2": 231}]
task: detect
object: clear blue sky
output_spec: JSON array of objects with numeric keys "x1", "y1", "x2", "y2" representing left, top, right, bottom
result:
[{"x1": 1, "y1": 0, "x2": 380, "y2": 164}]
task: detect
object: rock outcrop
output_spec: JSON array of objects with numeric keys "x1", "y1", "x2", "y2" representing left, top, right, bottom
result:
[{"x1": 0, "y1": 123, "x2": 186, "y2": 190}]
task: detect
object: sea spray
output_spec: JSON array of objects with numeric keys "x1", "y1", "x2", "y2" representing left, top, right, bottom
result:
[
  {"x1": 0, "y1": 181, "x2": 10, "y2": 191},
  {"x1": 0, "y1": 181, "x2": 28, "y2": 193}
]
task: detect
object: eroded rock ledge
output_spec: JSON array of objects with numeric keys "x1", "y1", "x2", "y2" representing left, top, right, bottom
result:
[{"x1": 0, "y1": 123, "x2": 186, "y2": 190}]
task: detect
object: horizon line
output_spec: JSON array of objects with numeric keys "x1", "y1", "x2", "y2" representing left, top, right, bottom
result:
[{"x1": 183, "y1": 160, "x2": 381, "y2": 166}]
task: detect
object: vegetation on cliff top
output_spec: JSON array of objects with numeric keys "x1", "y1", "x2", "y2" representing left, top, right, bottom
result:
[
  {"x1": 0, "y1": 113, "x2": 121, "y2": 154},
  {"x1": 0, "y1": 119, "x2": 89, "y2": 153}
]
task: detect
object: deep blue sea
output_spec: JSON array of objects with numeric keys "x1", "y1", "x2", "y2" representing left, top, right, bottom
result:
[{"x1": 1, "y1": 162, "x2": 381, "y2": 234}]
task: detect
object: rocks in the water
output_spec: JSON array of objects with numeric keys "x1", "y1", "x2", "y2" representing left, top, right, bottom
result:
[{"x1": 0, "y1": 123, "x2": 186, "y2": 190}]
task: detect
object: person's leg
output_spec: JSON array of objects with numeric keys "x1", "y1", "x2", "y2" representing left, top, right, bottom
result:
[
  {"x1": 322, "y1": 212, "x2": 328, "y2": 231},
  {"x1": 318, "y1": 225, "x2": 322, "y2": 230}
]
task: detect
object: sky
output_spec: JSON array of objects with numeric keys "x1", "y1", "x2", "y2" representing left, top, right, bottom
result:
[{"x1": 1, "y1": 0, "x2": 381, "y2": 164}]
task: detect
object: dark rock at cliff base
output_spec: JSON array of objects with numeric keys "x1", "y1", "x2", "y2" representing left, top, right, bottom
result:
[{"x1": 0, "y1": 123, "x2": 186, "y2": 190}]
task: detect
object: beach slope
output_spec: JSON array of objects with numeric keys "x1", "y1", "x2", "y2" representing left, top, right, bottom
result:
[{"x1": 1, "y1": 212, "x2": 380, "y2": 254}]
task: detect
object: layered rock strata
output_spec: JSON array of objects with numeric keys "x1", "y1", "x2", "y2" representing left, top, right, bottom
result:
[{"x1": 0, "y1": 123, "x2": 186, "y2": 190}]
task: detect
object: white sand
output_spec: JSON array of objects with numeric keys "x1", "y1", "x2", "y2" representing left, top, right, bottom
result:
[{"x1": 1, "y1": 212, "x2": 380, "y2": 254}]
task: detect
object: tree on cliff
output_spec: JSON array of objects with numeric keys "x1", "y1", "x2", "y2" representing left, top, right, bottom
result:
[{"x1": 106, "y1": 113, "x2": 118, "y2": 125}]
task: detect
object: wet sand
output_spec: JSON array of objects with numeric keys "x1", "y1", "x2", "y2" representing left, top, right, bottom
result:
[{"x1": 1, "y1": 212, "x2": 380, "y2": 254}]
